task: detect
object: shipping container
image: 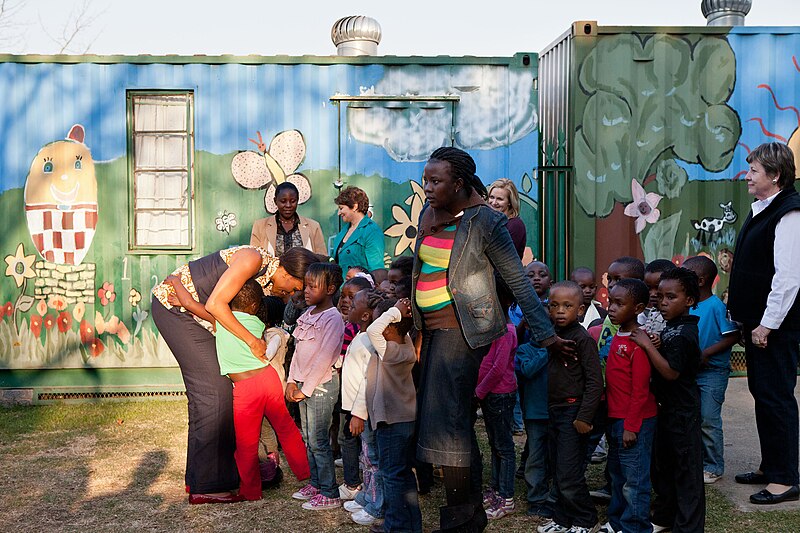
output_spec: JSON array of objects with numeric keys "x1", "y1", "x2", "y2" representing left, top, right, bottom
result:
[
  {"x1": 0, "y1": 52, "x2": 540, "y2": 401},
  {"x1": 539, "y1": 22, "x2": 800, "y2": 310}
]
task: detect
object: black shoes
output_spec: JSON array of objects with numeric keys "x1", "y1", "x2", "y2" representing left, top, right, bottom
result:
[
  {"x1": 750, "y1": 485, "x2": 800, "y2": 505},
  {"x1": 734, "y1": 471, "x2": 768, "y2": 484}
]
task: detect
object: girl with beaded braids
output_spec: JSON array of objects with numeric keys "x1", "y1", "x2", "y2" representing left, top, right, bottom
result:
[{"x1": 411, "y1": 147, "x2": 575, "y2": 531}]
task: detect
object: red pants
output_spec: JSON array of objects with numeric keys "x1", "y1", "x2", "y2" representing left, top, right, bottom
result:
[{"x1": 232, "y1": 365, "x2": 310, "y2": 500}]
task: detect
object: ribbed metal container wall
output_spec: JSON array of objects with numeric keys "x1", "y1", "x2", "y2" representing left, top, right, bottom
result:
[{"x1": 538, "y1": 24, "x2": 800, "y2": 307}]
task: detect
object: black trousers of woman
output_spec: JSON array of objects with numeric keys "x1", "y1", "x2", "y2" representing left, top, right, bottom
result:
[{"x1": 152, "y1": 298, "x2": 239, "y2": 494}]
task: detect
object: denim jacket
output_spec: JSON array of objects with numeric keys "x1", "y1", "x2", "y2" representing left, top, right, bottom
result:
[{"x1": 411, "y1": 202, "x2": 555, "y2": 349}]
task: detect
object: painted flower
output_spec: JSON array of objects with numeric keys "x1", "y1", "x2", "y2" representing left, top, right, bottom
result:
[
  {"x1": 655, "y1": 159, "x2": 688, "y2": 199},
  {"x1": 43, "y1": 314, "x2": 56, "y2": 331},
  {"x1": 72, "y1": 302, "x2": 85, "y2": 322},
  {"x1": 35, "y1": 299, "x2": 47, "y2": 316},
  {"x1": 2, "y1": 302, "x2": 13, "y2": 316},
  {"x1": 129, "y1": 288, "x2": 141, "y2": 307},
  {"x1": 623, "y1": 179, "x2": 662, "y2": 234},
  {"x1": 95, "y1": 311, "x2": 105, "y2": 335},
  {"x1": 385, "y1": 181, "x2": 424, "y2": 255},
  {"x1": 132, "y1": 307, "x2": 149, "y2": 336},
  {"x1": 98, "y1": 282, "x2": 116, "y2": 306},
  {"x1": 4, "y1": 243, "x2": 36, "y2": 287},
  {"x1": 215, "y1": 211, "x2": 238, "y2": 234},
  {"x1": 105, "y1": 315, "x2": 120, "y2": 335},
  {"x1": 48, "y1": 294, "x2": 68, "y2": 311},
  {"x1": 79, "y1": 319, "x2": 94, "y2": 344},
  {"x1": 116, "y1": 321, "x2": 131, "y2": 344},
  {"x1": 30, "y1": 315, "x2": 42, "y2": 337},
  {"x1": 671, "y1": 254, "x2": 685, "y2": 267},
  {"x1": 88, "y1": 337, "x2": 105, "y2": 357},
  {"x1": 57, "y1": 311, "x2": 72, "y2": 333}
]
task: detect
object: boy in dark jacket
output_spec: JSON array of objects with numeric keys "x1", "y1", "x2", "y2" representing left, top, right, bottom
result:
[{"x1": 538, "y1": 281, "x2": 603, "y2": 533}]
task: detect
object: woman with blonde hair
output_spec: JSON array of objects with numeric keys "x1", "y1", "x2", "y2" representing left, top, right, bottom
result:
[{"x1": 488, "y1": 178, "x2": 526, "y2": 259}]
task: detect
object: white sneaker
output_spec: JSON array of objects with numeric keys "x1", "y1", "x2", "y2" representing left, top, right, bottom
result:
[
  {"x1": 538, "y1": 520, "x2": 570, "y2": 533},
  {"x1": 597, "y1": 523, "x2": 619, "y2": 533},
  {"x1": 352, "y1": 509, "x2": 377, "y2": 525},
  {"x1": 334, "y1": 458, "x2": 344, "y2": 467},
  {"x1": 651, "y1": 523, "x2": 671, "y2": 533},
  {"x1": 703, "y1": 470, "x2": 722, "y2": 484},
  {"x1": 566, "y1": 525, "x2": 601, "y2": 533},
  {"x1": 339, "y1": 483, "x2": 361, "y2": 500},
  {"x1": 344, "y1": 500, "x2": 364, "y2": 512}
]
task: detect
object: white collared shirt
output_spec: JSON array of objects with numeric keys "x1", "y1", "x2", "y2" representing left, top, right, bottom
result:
[{"x1": 750, "y1": 190, "x2": 800, "y2": 329}]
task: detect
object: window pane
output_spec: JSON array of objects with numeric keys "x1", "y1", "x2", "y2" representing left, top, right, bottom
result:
[
  {"x1": 134, "y1": 134, "x2": 187, "y2": 169},
  {"x1": 135, "y1": 211, "x2": 189, "y2": 246},
  {"x1": 135, "y1": 172, "x2": 188, "y2": 209},
  {"x1": 134, "y1": 95, "x2": 189, "y2": 132}
]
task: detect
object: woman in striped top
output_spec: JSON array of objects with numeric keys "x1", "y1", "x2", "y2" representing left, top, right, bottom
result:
[{"x1": 411, "y1": 147, "x2": 575, "y2": 532}]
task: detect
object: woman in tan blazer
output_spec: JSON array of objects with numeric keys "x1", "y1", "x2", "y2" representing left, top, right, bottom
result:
[{"x1": 250, "y1": 182, "x2": 327, "y2": 256}]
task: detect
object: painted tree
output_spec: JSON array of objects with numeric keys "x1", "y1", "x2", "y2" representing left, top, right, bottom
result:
[{"x1": 574, "y1": 33, "x2": 741, "y2": 218}]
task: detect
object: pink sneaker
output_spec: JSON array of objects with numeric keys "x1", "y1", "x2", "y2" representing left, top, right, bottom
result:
[
  {"x1": 301, "y1": 493, "x2": 343, "y2": 510},
  {"x1": 292, "y1": 483, "x2": 319, "y2": 501}
]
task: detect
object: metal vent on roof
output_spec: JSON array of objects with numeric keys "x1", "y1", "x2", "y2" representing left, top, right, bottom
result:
[
  {"x1": 701, "y1": 0, "x2": 752, "y2": 26},
  {"x1": 37, "y1": 390, "x2": 186, "y2": 402},
  {"x1": 331, "y1": 16, "x2": 382, "y2": 56}
]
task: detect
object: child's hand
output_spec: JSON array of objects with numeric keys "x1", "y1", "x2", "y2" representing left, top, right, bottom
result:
[
  {"x1": 573, "y1": 419, "x2": 592, "y2": 434},
  {"x1": 248, "y1": 337, "x2": 267, "y2": 360},
  {"x1": 394, "y1": 298, "x2": 412, "y2": 318},
  {"x1": 291, "y1": 389, "x2": 306, "y2": 402},
  {"x1": 649, "y1": 333, "x2": 662, "y2": 349},
  {"x1": 349, "y1": 415, "x2": 365, "y2": 437},
  {"x1": 285, "y1": 382, "x2": 299, "y2": 403},
  {"x1": 630, "y1": 328, "x2": 654, "y2": 350},
  {"x1": 623, "y1": 430, "x2": 638, "y2": 448}
]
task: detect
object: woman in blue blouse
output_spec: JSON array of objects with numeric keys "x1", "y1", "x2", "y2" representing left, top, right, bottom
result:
[{"x1": 331, "y1": 186, "x2": 386, "y2": 283}]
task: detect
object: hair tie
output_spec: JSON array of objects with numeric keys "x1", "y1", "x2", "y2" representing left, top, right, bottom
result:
[{"x1": 354, "y1": 272, "x2": 375, "y2": 287}]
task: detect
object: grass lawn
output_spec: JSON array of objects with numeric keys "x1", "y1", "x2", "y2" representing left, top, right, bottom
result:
[{"x1": 1, "y1": 400, "x2": 799, "y2": 532}]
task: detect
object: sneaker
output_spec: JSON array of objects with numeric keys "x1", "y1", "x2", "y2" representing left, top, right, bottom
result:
[
  {"x1": 513, "y1": 428, "x2": 525, "y2": 436},
  {"x1": 526, "y1": 504, "x2": 554, "y2": 519},
  {"x1": 597, "y1": 523, "x2": 619, "y2": 533},
  {"x1": 301, "y1": 494, "x2": 342, "y2": 510},
  {"x1": 339, "y1": 483, "x2": 361, "y2": 500},
  {"x1": 292, "y1": 483, "x2": 319, "y2": 501},
  {"x1": 352, "y1": 509, "x2": 378, "y2": 525},
  {"x1": 651, "y1": 524, "x2": 671, "y2": 533},
  {"x1": 334, "y1": 458, "x2": 344, "y2": 468},
  {"x1": 588, "y1": 486, "x2": 611, "y2": 503},
  {"x1": 482, "y1": 487, "x2": 500, "y2": 508},
  {"x1": 486, "y1": 497, "x2": 515, "y2": 520},
  {"x1": 566, "y1": 524, "x2": 601, "y2": 533},
  {"x1": 344, "y1": 500, "x2": 364, "y2": 512},
  {"x1": 704, "y1": 471, "x2": 722, "y2": 484},
  {"x1": 537, "y1": 520, "x2": 570, "y2": 533}
]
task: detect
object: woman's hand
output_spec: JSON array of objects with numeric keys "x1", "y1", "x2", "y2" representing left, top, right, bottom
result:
[
  {"x1": 167, "y1": 293, "x2": 181, "y2": 307},
  {"x1": 349, "y1": 415, "x2": 365, "y2": 437},
  {"x1": 751, "y1": 325, "x2": 772, "y2": 349},
  {"x1": 395, "y1": 298, "x2": 412, "y2": 317},
  {"x1": 248, "y1": 337, "x2": 267, "y2": 360}
]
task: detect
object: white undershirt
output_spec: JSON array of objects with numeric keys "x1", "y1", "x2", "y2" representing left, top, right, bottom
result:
[{"x1": 750, "y1": 190, "x2": 800, "y2": 330}]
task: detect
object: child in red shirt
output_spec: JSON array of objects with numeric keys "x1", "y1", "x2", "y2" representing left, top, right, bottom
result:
[{"x1": 604, "y1": 278, "x2": 658, "y2": 533}]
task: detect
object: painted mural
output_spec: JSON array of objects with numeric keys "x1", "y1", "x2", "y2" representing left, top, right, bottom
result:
[
  {"x1": 568, "y1": 28, "x2": 800, "y2": 303},
  {"x1": 0, "y1": 59, "x2": 539, "y2": 370}
]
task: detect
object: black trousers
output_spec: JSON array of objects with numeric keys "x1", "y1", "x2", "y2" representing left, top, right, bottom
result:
[
  {"x1": 651, "y1": 409, "x2": 705, "y2": 533},
  {"x1": 745, "y1": 328, "x2": 800, "y2": 485},
  {"x1": 152, "y1": 298, "x2": 239, "y2": 493},
  {"x1": 549, "y1": 404, "x2": 597, "y2": 528}
]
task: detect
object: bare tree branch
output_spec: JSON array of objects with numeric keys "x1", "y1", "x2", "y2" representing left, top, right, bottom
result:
[
  {"x1": 0, "y1": 0, "x2": 29, "y2": 50},
  {"x1": 39, "y1": 0, "x2": 104, "y2": 54}
]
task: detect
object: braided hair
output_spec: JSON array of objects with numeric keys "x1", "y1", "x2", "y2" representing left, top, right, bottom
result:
[{"x1": 429, "y1": 147, "x2": 488, "y2": 198}]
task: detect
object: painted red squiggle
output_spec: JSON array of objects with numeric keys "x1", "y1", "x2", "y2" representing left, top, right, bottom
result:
[
  {"x1": 757, "y1": 84, "x2": 800, "y2": 126},
  {"x1": 748, "y1": 118, "x2": 788, "y2": 142},
  {"x1": 794, "y1": 56, "x2": 800, "y2": 73},
  {"x1": 738, "y1": 141, "x2": 751, "y2": 154},
  {"x1": 732, "y1": 170, "x2": 747, "y2": 180}
]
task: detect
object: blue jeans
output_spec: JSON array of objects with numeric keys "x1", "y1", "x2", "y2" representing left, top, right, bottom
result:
[
  {"x1": 607, "y1": 417, "x2": 656, "y2": 533},
  {"x1": 298, "y1": 373, "x2": 339, "y2": 498},
  {"x1": 339, "y1": 411, "x2": 362, "y2": 487},
  {"x1": 697, "y1": 368, "x2": 729, "y2": 476},
  {"x1": 513, "y1": 392, "x2": 524, "y2": 432},
  {"x1": 376, "y1": 421, "x2": 422, "y2": 533},
  {"x1": 524, "y1": 418, "x2": 551, "y2": 506},
  {"x1": 355, "y1": 423, "x2": 384, "y2": 518},
  {"x1": 481, "y1": 392, "x2": 517, "y2": 499}
]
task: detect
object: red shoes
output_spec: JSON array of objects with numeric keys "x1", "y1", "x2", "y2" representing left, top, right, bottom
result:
[{"x1": 188, "y1": 493, "x2": 246, "y2": 505}]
